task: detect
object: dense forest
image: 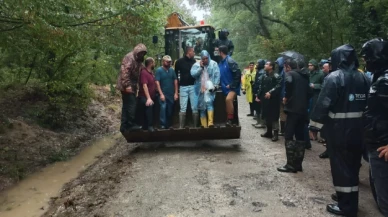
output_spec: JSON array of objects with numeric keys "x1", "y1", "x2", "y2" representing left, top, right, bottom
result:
[
  {"x1": 1, "y1": 0, "x2": 387, "y2": 127},
  {"x1": 203, "y1": 0, "x2": 388, "y2": 66},
  {"x1": 0, "y1": 0, "x2": 196, "y2": 128}
]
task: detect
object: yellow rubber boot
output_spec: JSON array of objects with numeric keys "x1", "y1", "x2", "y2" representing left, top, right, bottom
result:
[
  {"x1": 200, "y1": 117, "x2": 208, "y2": 128},
  {"x1": 207, "y1": 111, "x2": 214, "y2": 128}
]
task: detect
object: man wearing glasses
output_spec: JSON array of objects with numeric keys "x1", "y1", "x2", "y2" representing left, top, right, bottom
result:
[{"x1": 155, "y1": 55, "x2": 179, "y2": 129}]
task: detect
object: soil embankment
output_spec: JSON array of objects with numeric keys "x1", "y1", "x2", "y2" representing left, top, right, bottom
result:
[{"x1": 0, "y1": 85, "x2": 121, "y2": 192}]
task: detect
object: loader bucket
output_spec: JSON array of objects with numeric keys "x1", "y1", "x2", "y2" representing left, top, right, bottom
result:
[{"x1": 122, "y1": 90, "x2": 241, "y2": 142}]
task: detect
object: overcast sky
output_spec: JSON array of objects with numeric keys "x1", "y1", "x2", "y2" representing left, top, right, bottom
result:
[{"x1": 182, "y1": 0, "x2": 210, "y2": 22}]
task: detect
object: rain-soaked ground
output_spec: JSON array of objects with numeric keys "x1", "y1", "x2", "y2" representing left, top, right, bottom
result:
[
  {"x1": 1, "y1": 96, "x2": 383, "y2": 217},
  {"x1": 0, "y1": 134, "x2": 120, "y2": 217}
]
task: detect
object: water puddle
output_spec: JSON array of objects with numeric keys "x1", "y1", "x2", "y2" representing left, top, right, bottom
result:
[{"x1": 0, "y1": 133, "x2": 120, "y2": 217}]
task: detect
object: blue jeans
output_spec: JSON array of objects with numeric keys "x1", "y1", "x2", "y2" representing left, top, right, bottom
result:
[
  {"x1": 179, "y1": 85, "x2": 198, "y2": 113},
  {"x1": 369, "y1": 150, "x2": 388, "y2": 216},
  {"x1": 159, "y1": 98, "x2": 174, "y2": 128}
]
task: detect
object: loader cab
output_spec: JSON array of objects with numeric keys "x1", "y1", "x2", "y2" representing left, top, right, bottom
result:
[{"x1": 165, "y1": 25, "x2": 216, "y2": 63}]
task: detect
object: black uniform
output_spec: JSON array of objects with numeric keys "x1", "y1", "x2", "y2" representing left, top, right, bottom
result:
[
  {"x1": 312, "y1": 44, "x2": 370, "y2": 217},
  {"x1": 361, "y1": 38, "x2": 388, "y2": 216},
  {"x1": 258, "y1": 71, "x2": 282, "y2": 133},
  {"x1": 280, "y1": 66, "x2": 312, "y2": 172},
  {"x1": 252, "y1": 59, "x2": 266, "y2": 126},
  {"x1": 213, "y1": 29, "x2": 234, "y2": 63}
]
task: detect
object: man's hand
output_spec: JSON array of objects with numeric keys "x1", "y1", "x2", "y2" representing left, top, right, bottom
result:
[
  {"x1": 377, "y1": 145, "x2": 388, "y2": 161},
  {"x1": 310, "y1": 83, "x2": 314, "y2": 88},
  {"x1": 226, "y1": 85, "x2": 230, "y2": 89},
  {"x1": 283, "y1": 97, "x2": 287, "y2": 105},
  {"x1": 242, "y1": 90, "x2": 246, "y2": 95},
  {"x1": 265, "y1": 92, "x2": 271, "y2": 99},
  {"x1": 160, "y1": 94, "x2": 165, "y2": 102},
  {"x1": 146, "y1": 98, "x2": 154, "y2": 106},
  {"x1": 255, "y1": 97, "x2": 260, "y2": 102},
  {"x1": 174, "y1": 93, "x2": 178, "y2": 101},
  {"x1": 125, "y1": 86, "x2": 133, "y2": 94}
]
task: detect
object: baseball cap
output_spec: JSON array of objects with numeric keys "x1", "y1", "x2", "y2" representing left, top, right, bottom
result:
[{"x1": 162, "y1": 55, "x2": 172, "y2": 62}]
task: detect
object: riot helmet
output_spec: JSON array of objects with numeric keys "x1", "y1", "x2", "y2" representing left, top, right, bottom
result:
[{"x1": 360, "y1": 38, "x2": 388, "y2": 73}]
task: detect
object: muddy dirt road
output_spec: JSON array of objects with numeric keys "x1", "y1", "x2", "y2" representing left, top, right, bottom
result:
[{"x1": 44, "y1": 97, "x2": 382, "y2": 217}]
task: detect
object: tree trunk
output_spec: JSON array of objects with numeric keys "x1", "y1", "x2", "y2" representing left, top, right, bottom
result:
[{"x1": 256, "y1": 0, "x2": 271, "y2": 39}]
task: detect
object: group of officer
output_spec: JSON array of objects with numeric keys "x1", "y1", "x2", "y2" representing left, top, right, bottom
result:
[
  {"x1": 242, "y1": 39, "x2": 388, "y2": 217},
  {"x1": 268, "y1": 39, "x2": 388, "y2": 217}
]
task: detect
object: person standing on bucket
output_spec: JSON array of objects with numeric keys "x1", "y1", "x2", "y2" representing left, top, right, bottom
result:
[
  {"x1": 116, "y1": 43, "x2": 147, "y2": 133},
  {"x1": 175, "y1": 46, "x2": 197, "y2": 128},
  {"x1": 218, "y1": 45, "x2": 241, "y2": 126},
  {"x1": 155, "y1": 55, "x2": 179, "y2": 129},
  {"x1": 191, "y1": 50, "x2": 220, "y2": 128}
]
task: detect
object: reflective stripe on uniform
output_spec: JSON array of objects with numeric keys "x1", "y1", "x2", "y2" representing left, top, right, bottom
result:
[
  {"x1": 328, "y1": 111, "x2": 363, "y2": 119},
  {"x1": 309, "y1": 121, "x2": 323, "y2": 129},
  {"x1": 334, "y1": 186, "x2": 359, "y2": 193}
]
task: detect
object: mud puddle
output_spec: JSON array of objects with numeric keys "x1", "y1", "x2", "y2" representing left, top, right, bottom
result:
[{"x1": 0, "y1": 133, "x2": 120, "y2": 217}]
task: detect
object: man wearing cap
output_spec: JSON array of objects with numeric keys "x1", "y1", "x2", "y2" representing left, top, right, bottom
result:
[
  {"x1": 116, "y1": 43, "x2": 147, "y2": 133},
  {"x1": 155, "y1": 55, "x2": 178, "y2": 129}
]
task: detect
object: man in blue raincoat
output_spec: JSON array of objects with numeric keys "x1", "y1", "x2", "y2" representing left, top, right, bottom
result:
[
  {"x1": 191, "y1": 50, "x2": 220, "y2": 128},
  {"x1": 218, "y1": 45, "x2": 241, "y2": 126}
]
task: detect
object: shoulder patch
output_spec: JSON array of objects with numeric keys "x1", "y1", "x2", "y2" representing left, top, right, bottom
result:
[{"x1": 348, "y1": 94, "x2": 355, "y2": 101}]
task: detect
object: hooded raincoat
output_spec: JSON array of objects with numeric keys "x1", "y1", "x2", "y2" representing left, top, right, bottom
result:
[
  {"x1": 242, "y1": 68, "x2": 256, "y2": 103},
  {"x1": 308, "y1": 59, "x2": 325, "y2": 117},
  {"x1": 116, "y1": 44, "x2": 147, "y2": 92},
  {"x1": 311, "y1": 45, "x2": 370, "y2": 217},
  {"x1": 191, "y1": 51, "x2": 221, "y2": 113}
]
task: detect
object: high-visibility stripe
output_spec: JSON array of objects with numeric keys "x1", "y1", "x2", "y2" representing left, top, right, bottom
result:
[
  {"x1": 309, "y1": 121, "x2": 323, "y2": 129},
  {"x1": 378, "y1": 94, "x2": 388, "y2": 97},
  {"x1": 335, "y1": 186, "x2": 359, "y2": 193},
  {"x1": 328, "y1": 111, "x2": 363, "y2": 119}
]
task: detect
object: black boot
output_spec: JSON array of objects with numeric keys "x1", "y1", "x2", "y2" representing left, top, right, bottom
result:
[
  {"x1": 277, "y1": 140, "x2": 297, "y2": 173},
  {"x1": 326, "y1": 204, "x2": 345, "y2": 216},
  {"x1": 331, "y1": 193, "x2": 338, "y2": 202},
  {"x1": 272, "y1": 130, "x2": 279, "y2": 142},
  {"x1": 319, "y1": 149, "x2": 329, "y2": 159},
  {"x1": 261, "y1": 131, "x2": 272, "y2": 138},
  {"x1": 279, "y1": 121, "x2": 285, "y2": 136},
  {"x1": 294, "y1": 140, "x2": 305, "y2": 172},
  {"x1": 261, "y1": 125, "x2": 272, "y2": 138}
]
